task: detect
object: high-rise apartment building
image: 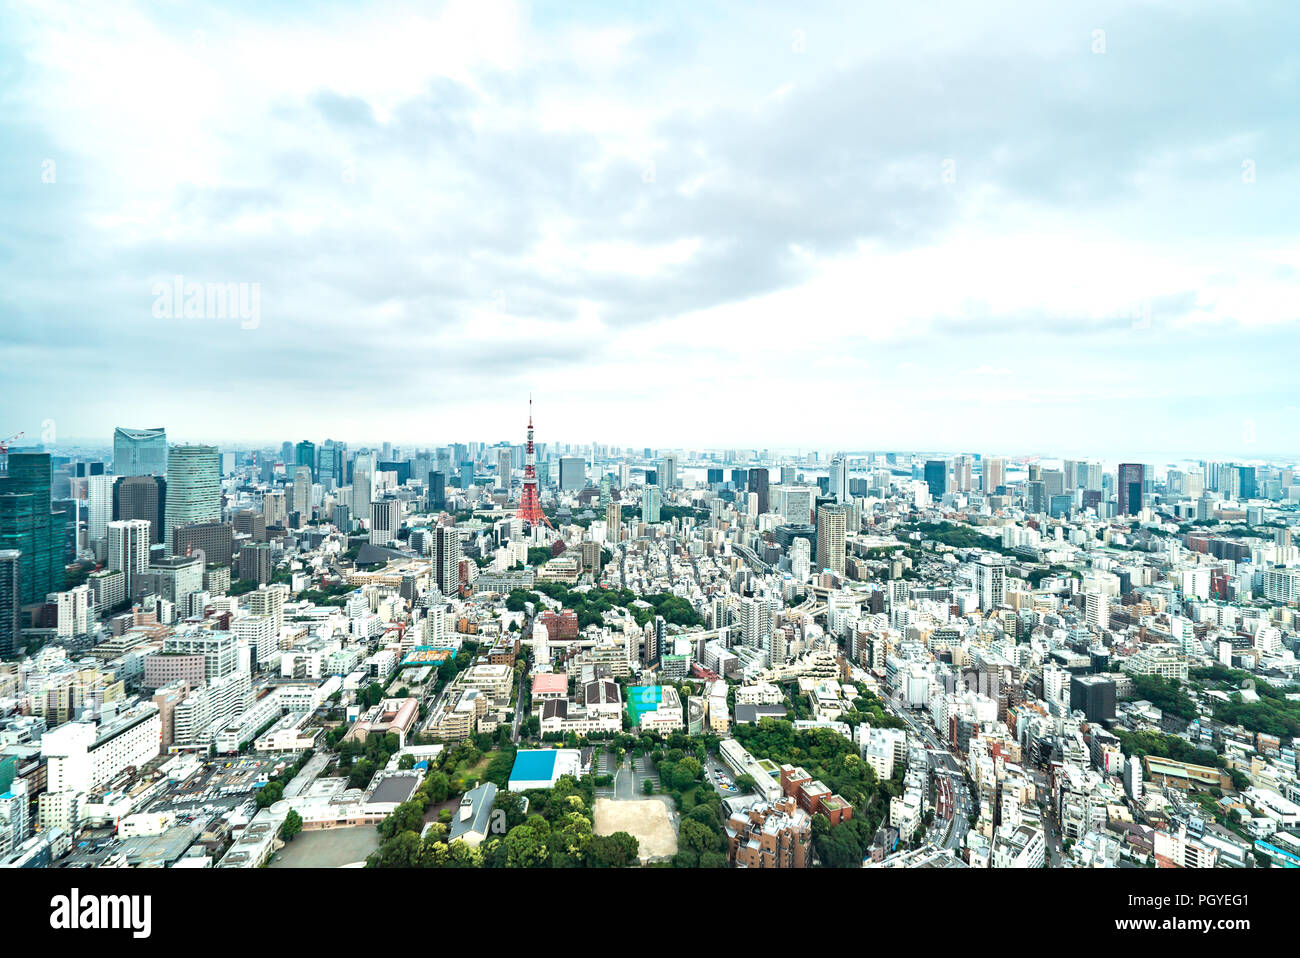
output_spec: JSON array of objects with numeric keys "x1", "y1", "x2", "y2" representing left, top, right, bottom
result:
[
  {"x1": 435, "y1": 525, "x2": 462, "y2": 596},
  {"x1": 107, "y1": 519, "x2": 151, "y2": 595},
  {"x1": 85, "y1": 474, "x2": 115, "y2": 545},
  {"x1": 815, "y1": 503, "x2": 848, "y2": 575},
  {"x1": 642, "y1": 484, "x2": 662, "y2": 523},
  {"x1": 974, "y1": 560, "x2": 1006, "y2": 611}
]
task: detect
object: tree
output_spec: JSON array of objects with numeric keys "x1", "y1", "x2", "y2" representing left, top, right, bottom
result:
[
  {"x1": 369, "y1": 830, "x2": 422, "y2": 868},
  {"x1": 587, "y1": 831, "x2": 639, "y2": 868},
  {"x1": 679, "y1": 819, "x2": 723, "y2": 856},
  {"x1": 279, "y1": 808, "x2": 303, "y2": 842},
  {"x1": 504, "y1": 822, "x2": 550, "y2": 868},
  {"x1": 423, "y1": 771, "x2": 450, "y2": 804},
  {"x1": 494, "y1": 790, "x2": 529, "y2": 831},
  {"x1": 380, "y1": 800, "x2": 426, "y2": 841},
  {"x1": 348, "y1": 758, "x2": 376, "y2": 791}
]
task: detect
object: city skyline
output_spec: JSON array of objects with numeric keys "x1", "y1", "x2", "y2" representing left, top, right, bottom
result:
[
  {"x1": 3, "y1": 0, "x2": 1299, "y2": 453},
  {"x1": 24, "y1": 425, "x2": 1300, "y2": 472}
]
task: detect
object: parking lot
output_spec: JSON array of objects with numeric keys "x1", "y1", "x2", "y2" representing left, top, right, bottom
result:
[
  {"x1": 595, "y1": 751, "x2": 661, "y2": 802},
  {"x1": 148, "y1": 755, "x2": 286, "y2": 814},
  {"x1": 704, "y1": 755, "x2": 741, "y2": 795}
]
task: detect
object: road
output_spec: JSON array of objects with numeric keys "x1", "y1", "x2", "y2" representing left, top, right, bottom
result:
[
  {"x1": 892, "y1": 704, "x2": 971, "y2": 852},
  {"x1": 511, "y1": 616, "x2": 532, "y2": 743},
  {"x1": 1030, "y1": 767, "x2": 1065, "y2": 865}
]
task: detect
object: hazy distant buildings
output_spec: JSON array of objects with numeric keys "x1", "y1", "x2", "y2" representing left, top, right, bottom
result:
[
  {"x1": 659, "y1": 454, "x2": 678, "y2": 490},
  {"x1": 982, "y1": 457, "x2": 1006, "y2": 494},
  {"x1": 749, "y1": 468, "x2": 770, "y2": 514}
]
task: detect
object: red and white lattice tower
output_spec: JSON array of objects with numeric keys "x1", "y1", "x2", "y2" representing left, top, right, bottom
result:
[{"x1": 515, "y1": 397, "x2": 553, "y2": 528}]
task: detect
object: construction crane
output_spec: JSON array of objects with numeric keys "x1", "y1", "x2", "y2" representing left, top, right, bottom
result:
[{"x1": 0, "y1": 432, "x2": 23, "y2": 454}]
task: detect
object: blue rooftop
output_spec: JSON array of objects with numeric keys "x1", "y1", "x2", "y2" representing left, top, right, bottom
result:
[{"x1": 509, "y1": 750, "x2": 558, "y2": 783}]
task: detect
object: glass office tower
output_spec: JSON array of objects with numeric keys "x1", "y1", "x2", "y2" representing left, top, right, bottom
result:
[{"x1": 113, "y1": 426, "x2": 168, "y2": 476}]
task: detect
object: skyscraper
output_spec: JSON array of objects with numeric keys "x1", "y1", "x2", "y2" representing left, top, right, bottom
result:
[
  {"x1": 1025, "y1": 480, "x2": 1047, "y2": 514},
  {"x1": 1117, "y1": 463, "x2": 1145, "y2": 516},
  {"x1": 748, "y1": 468, "x2": 770, "y2": 514},
  {"x1": 370, "y1": 498, "x2": 401, "y2": 546},
  {"x1": 982, "y1": 457, "x2": 1006, "y2": 495},
  {"x1": 292, "y1": 466, "x2": 313, "y2": 523},
  {"x1": 352, "y1": 452, "x2": 374, "y2": 517},
  {"x1": 829, "y1": 457, "x2": 848, "y2": 503},
  {"x1": 318, "y1": 439, "x2": 345, "y2": 490},
  {"x1": 0, "y1": 453, "x2": 66, "y2": 604},
  {"x1": 815, "y1": 503, "x2": 848, "y2": 575},
  {"x1": 163, "y1": 445, "x2": 221, "y2": 553},
  {"x1": 559, "y1": 457, "x2": 586, "y2": 492},
  {"x1": 642, "y1": 484, "x2": 662, "y2": 523},
  {"x1": 107, "y1": 519, "x2": 151, "y2": 595},
  {"x1": 435, "y1": 524, "x2": 462, "y2": 596},
  {"x1": 496, "y1": 448, "x2": 512, "y2": 491},
  {"x1": 427, "y1": 470, "x2": 447, "y2": 512},
  {"x1": 955, "y1": 455, "x2": 973, "y2": 492},
  {"x1": 924, "y1": 459, "x2": 948, "y2": 500},
  {"x1": 975, "y1": 560, "x2": 1006, "y2": 612},
  {"x1": 659, "y1": 454, "x2": 678, "y2": 490},
  {"x1": 113, "y1": 475, "x2": 166, "y2": 545},
  {"x1": 1237, "y1": 465, "x2": 1257, "y2": 500},
  {"x1": 112, "y1": 426, "x2": 168, "y2": 477},
  {"x1": 295, "y1": 441, "x2": 316, "y2": 480},
  {"x1": 0, "y1": 550, "x2": 20, "y2": 659},
  {"x1": 85, "y1": 474, "x2": 114, "y2": 545}
]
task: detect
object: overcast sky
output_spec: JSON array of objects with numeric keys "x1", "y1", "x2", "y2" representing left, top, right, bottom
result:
[{"x1": 2, "y1": 0, "x2": 1298, "y2": 460}]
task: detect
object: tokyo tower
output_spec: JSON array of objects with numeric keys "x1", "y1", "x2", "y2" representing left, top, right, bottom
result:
[{"x1": 515, "y1": 397, "x2": 553, "y2": 528}]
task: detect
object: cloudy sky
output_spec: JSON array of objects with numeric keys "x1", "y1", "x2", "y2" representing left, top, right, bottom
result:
[{"x1": 2, "y1": 0, "x2": 1298, "y2": 460}]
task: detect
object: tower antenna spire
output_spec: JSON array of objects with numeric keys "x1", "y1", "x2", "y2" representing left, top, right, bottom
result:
[{"x1": 516, "y1": 395, "x2": 552, "y2": 529}]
